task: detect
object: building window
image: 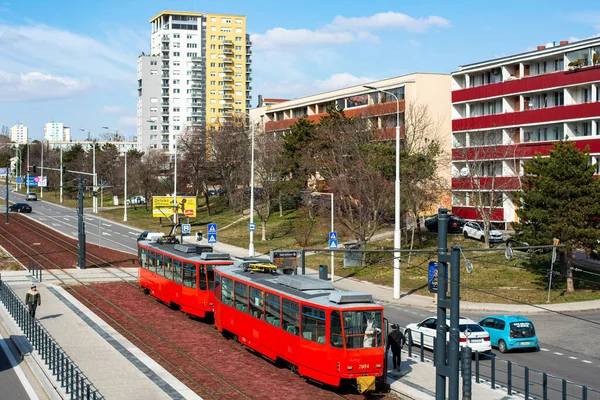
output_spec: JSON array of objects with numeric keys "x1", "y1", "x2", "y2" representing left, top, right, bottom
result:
[
  {"x1": 218, "y1": 35, "x2": 226, "y2": 40},
  {"x1": 210, "y1": 17, "x2": 216, "y2": 22},
  {"x1": 187, "y1": 43, "x2": 197, "y2": 48},
  {"x1": 211, "y1": 26, "x2": 216, "y2": 31},
  {"x1": 174, "y1": 34, "x2": 180, "y2": 38},
  {"x1": 235, "y1": 45, "x2": 242, "y2": 50},
  {"x1": 173, "y1": 107, "x2": 180, "y2": 112},
  {"x1": 150, "y1": 126, "x2": 157, "y2": 130},
  {"x1": 173, "y1": 42, "x2": 180, "y2": 48},
  {"x1": 210, "y1": 35, "x2": 216, "y2": 40},
  {"x1": 210, "y1": 44, "x2": 216, "y2": 49},
  {"x1": 187, "y1": 52, "x2": 197, "y2": 57},
  {"x1": 221, "y1": 27, "x2": 231, "y2": 32},
  {"x1": 221, "y1": 18, "x2": 231, "y2": 23},
  {"x1": 235, "y1": 36, "x2": 242, "y2": 41},
  {"x1": 211, "y1": 108, "x2": 216, "y2": 113},
  {"x1": 173, "y1": 79, "x2": 180, "y2": 84},
  {"x1": 211, "y1": 81, "x2": 216, "y2": 85},
  {"x1": 173, "y1": 51, "x2": 180, "y2": 56},
  {"x1": 187, "y1": 34, "x2": 193, "y2": 39},
  {"x1": 150, "y1": 70, "x2": 158, "y2": 75},
  {"x1": 235, "y1": 19, "x2": 243, "y2": 24}
]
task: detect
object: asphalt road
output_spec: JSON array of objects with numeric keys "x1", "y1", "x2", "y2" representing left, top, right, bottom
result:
[
  {"x1": 0, "y1": 337, "x2": 38, "y2": 399},
  {"x1": 5, "y1": 190, "x2": 600, "y2": 395}
]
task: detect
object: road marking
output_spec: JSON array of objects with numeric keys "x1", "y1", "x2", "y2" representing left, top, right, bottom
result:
[
  {"x1": 102, "y1": 223, "x2": 113, "y2": 227},
  {"x1": 129, "y1": 231, "x2": 139, "y2": 235},
  {"x1": 85, "y1": 217, "x2": 93, "y2": 221},
  {"x1": 582, "y1": 360, "x2": 593, "y2": 364},
  {"x1": 553, "y1": 352, "x2": 564, "y2": 356},
  {"x1": 102, "y1": 232, "x2": 112, "y2": 236},
  {"x1": 540, "y1": 348, "x2": 549, "y2": 352},
  {"x1": 63, "y1": 217, "x2": 70, "y2": 221},
  {"x1": 569, "y1": 356, "x2": 578, "y2": 360},
  {"x1": 71, "y1": 232, "x2": 78, "y2": 236},
  {"x1": 52, "y1": 223, "x2": 60, "y2": 227}
]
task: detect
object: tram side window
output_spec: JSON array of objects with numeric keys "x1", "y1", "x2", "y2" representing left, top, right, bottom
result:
[
  {"x1": 249, "y1": 287, "x2": 264, "y2": 320},
  {"x1": 164, "y1": 256, "x2": 173, "y2": 280},
  {"x1": 207, "y1": 266, "x2": 215, "y2": 290},
  {"x1": 173, "y1": 259, "x2": 182, "y2": 284},
  {"x1": 221, "y1": 277, "x2": 233, "y2": 306},
  {"x1": 148, "y1": 251, "x2": 155, "y2": 273},
  {"x1": 199, "y1": 265, "x2": 207, "y2": 290},
  {"x1": 214, "y1": 273, "x2": 221, "y2": 299},
  {"x1": 302, "y1": 306, "x2": 326, "y2": 344},
  {"x1": 140, "y1": 248, "x2": 147, "y2": 269},
  {"x1": 330, "y1": 310, "x2": 343, "y2": 348},
  {"x1": 265, "y1": 293, "x2": 281, "y2": 328},
  {"x1": 234, "y1": 281, "x2": 249, "y2": 313},
  {"x1": 156, "y1": 254, "x2": 164, "y2": 276},
  {"x1": 281, "y1": 298, "x2": 298, "y2": 335},
  {"x1": 183, "y1": 262, "x2": 196, "y2": 288}
]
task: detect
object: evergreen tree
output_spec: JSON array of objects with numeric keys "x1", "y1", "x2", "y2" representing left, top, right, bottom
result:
[{"x1": 513, "y1": 140, "x2": 600, "y2": 292}]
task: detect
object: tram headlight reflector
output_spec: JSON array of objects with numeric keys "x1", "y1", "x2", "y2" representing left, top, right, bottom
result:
[{"x1": 347, "y1": 366, "x2": 353, "y2": 370}]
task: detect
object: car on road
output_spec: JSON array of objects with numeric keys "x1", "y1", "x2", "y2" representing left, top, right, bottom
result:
[
  {"x1": 424, "y1": 214, "x2": 466, "y2": 233},
  {"x1": 463, "y1": 221, "x2": 504, "y2": 243},
  {"x1": 126, "y1": 196, "x2": 147, "y2": 205},
  {"x1": 9, "y1": 203, "x2": 32, "y2": 213},
  {"x1": 137, "y1": 231, "x2": 165, "y2": 242},
  {"x1": 25, "y1": 192, "x2": 38, "y2": 201},
  {"x1": 478, "y1": 315, "x2": 538, "y2": 353},
  {"x1": 404, "y1": 316, "x2": 492, "y2": 354}
]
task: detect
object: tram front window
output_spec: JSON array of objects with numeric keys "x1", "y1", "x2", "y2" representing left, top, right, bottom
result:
[{"x1": 342, "y1": 310, "x2": 383, "y2": 349}]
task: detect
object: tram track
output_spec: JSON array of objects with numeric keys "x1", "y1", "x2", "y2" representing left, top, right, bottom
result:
[{"x1": 1, "y1": 215, "x2": 392, "y2": 399}]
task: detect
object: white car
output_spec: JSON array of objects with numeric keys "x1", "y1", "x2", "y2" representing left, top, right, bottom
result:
[
  {"x1": 463, "y1": 221, "x2": 503, "y2": 243},
  {"x1": 126, "y1": 195, "x2": 147, "y2": 205},
  {"x1": 404, "y1": 317, "x2": 492, "y2": 354}
]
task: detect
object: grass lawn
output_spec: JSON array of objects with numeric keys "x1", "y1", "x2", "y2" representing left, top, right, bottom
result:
[{"x1": 27, "y1": 188, "x2": 600, "y2": 305}]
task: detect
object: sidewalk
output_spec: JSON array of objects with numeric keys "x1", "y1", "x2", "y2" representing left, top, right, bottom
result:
[{"x1": 0, "y1": 271, "x2": 200, "y2": 400}]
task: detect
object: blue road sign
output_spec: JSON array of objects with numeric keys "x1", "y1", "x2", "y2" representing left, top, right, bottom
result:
[
  {"x1": 329, "y1": 231, "x2": 337, "y2": 240},
  {"x1": 181, "y1": 223, "x2": 191, "y2": 234},
  {"x1": 208, "y1": 233, "x2": 217, "y2": 244},
  {"x1": 16, "y1": 177, "x2": 22, "y2": 184},
  {"x1": 208, "y1": 223, "x2": 217, "y2": 234},
  {"x1": 329, "y1": 239, "x2": 338, "y2": 249},
  {"x1": 248, "y1": 222, "x2": 256, "y2": 231}
]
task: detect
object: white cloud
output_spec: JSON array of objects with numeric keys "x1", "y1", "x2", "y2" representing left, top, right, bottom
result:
[
  {"x1": 0, "y1": 71, "x2": 91, "y2": 102},
  {"x1": 118, "y1": 116, "x2": 137, "y2": 128},
  {"x1": 260, "y1": 72, "x2": 375, "y2": 99},
  {"x1": 251, "y1": 11, "x2": 450, "y2": 51},
  {"x1": 102, "y1": 105, "x2": 126, "y2": 114},
  {"x1": 0, "y1": 21, "x2": 144, "y2": 103}
]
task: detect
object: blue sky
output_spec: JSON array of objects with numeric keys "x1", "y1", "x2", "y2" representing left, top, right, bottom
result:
[{"x1": 1, "y1": 0, "x2": 599, "y2": 141}]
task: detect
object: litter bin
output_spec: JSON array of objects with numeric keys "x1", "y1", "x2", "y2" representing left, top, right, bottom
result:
[
  {"x1": 318, "y1": 264, "x2": 328, "y2": 280},
  {"x1": 343, "y1": 242, "x2": 364, "y2": 267},
  {"x1": 196, "y1": 231, "x2": 203, "y2": 242}
]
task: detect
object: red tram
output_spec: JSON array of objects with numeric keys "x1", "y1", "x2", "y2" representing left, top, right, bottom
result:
[
  {"x1": 138, "y1": 241, "x2": 385, "y2": 393},
  {"x1": 138, "y1": 241, "x2": 233, "y2": 318}
]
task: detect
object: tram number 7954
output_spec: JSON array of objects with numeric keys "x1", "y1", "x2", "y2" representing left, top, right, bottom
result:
[{"x1": 359, "y1": 364, "x2": 370, "y2": 370}]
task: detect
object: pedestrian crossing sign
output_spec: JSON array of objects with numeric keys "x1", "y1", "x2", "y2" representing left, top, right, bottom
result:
[
  {"x1": 329, "y1": 231, "x2": 337, "y2": 240},
  {"x1": 329, "y1": 239, "x2": 338, "y2": 249},
  {"x1": 208, "y1": 233, "x2": 217, "y2": 244},
  {"x1": 208, "y1": 223, "x2": 217, "y2": 233}
]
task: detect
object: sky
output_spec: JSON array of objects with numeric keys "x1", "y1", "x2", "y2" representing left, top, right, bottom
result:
[{"x1": 1, "y1": 0, "x2": 600, "y2": 141}]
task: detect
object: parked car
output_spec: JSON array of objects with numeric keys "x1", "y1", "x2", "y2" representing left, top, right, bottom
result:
[
  {"x1": 25, "y1": 192, "x2": 38, "y2": 201},
  {"x1": 463, "y1": 221, "x2": 504, "y2": 243},
  {"x1": 126, "y1": 196, "x2": 147, "y2": 205},
  {"x1": 404, "y1": 316, "x2": 492, "y2": 354},
  {"x1": 137, "y1": 231, "x2": 165, "y2": 242},
  {"x1": 9, "y1": 203, "x2": 32, "y2": 213},
  {"x1": 424, "y1": 214, "x2": 466, "y2": 233},
  {"x1": 478, "y1": 315, "x2": 538, "y2": 353}
]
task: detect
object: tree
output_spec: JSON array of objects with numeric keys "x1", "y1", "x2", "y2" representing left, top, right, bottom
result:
[
  {"x1": 179, "y1": 126, "x2": 214, "y2": 215},
  {"x1": 513, "y1": 140, "x2": 600, "y2": 292},
  {"x1": 454, "y1": 129, "x2": 525, "y2": 247}
]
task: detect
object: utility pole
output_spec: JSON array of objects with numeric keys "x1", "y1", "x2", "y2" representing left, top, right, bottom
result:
[
  {"x1": 60, "y1": 148, "x2": 63, "y2": 203},
  {"x1": 40, "y1": 141, "x2": 44, "y2": 198},
  {"x1": 26, "y1": 141, "x2": 30, "y2": 194},
  {"x1": 77, "y1": 177, "x2": 86, "y2": 269},
  {"x1": 5, "y1": 168, "x2": 8, "y2": 224}
]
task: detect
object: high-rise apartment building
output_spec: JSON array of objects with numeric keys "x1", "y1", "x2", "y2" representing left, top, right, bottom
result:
[
  {"x1": 137, "y1": 10, "x2": 252, "y2": 153},
  {"x1": 44, "y1": 121, "x2": 70, "y2": 142},
  {"x1": 10, "y1": 123, "x2": 28, "y2": 144},
  {"x1": 451, "y1": 37, "x2": 600, "y2": 228}
]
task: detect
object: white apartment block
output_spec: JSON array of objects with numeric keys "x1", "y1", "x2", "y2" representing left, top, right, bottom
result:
[
  {"x1": 137, "y1": 10, "x2": 252, "y2": 153},
  {"x1": 10, "y1": 123, "x2": 28, "y2": 144},
  {"x1": 44, "y1": 122, "x2": 70, "y2": 142}
]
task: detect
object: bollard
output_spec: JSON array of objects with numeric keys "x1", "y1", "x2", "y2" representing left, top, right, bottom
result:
[
  {"x1": 461, "y1": 346, "x2": 472, "y2": 400},
  {"x1": 543, "y1": 372, "x2": 548, "y2": 400},
  {"x1": 525, "y1": 366, "x2": 529, "y2": 400},
  {"x1": 491, "y1": 356, "x2": 496, "y2": 389},
  {"x1": 562, "y1": 379, "x2": 567, "y2": 400},
  {"x1": 475, "y1": 351, "x2": 480, "y2": 383},
  {"x1": 507, "y1": 361, "x2": 512, "y2": 395},
  {"x1": 420, "y1": 332, "x2": 425, "y2": 362}
]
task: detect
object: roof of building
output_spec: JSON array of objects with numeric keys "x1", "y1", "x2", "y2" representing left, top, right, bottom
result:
[
  {"x1": 149, "y1": 10, "x2": 246, "y2": 23},
  {"x1": 455, "y1": 36, "x2": 600, "y2": 73}
]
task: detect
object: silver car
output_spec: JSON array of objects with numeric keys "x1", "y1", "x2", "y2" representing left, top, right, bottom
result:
[{"x1": 25, "y1": 192, "x2": 38, "y2": 201}]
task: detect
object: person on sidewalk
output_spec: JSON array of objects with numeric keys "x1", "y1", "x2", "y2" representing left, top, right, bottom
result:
[
  {"x1": 387, "y1": 324, "x2": 406, "y2": 371},
  {"x1": 25, "y1": 284, "x2": 41, "y2": 318}
]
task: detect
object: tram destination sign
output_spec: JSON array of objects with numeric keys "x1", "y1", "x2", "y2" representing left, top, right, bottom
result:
[{"x1": 270, "y1": 250, "x2": 298, "y2": 269}]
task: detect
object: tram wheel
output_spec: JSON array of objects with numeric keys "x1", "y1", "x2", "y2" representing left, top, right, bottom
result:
[{"x1": 287, "y1": 361, "x2": 298, "y2": 374}]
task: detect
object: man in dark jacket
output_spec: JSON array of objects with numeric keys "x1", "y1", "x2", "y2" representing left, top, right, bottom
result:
[
  {"x1": 387, "y1": 324, "x2": 406, "y2": 371},
  {"x1": 25, "y1": 284, "x2": 41, "y2": 318}
]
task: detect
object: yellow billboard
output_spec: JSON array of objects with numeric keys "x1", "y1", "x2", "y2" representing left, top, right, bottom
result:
[{"x1": 152, "y1": 196, "x2": 197, "y2": 218}]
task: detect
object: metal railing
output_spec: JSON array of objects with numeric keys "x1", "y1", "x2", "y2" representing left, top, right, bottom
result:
[
  {"x1": 28, "y1": 258, "x2": 43, "y2": 282},
  {"x1": 0, "y1": 280, "x2": 103, "y2": 399},
  {"x1": 401, "y1": 326, "x2": 599, "y2": 400}
]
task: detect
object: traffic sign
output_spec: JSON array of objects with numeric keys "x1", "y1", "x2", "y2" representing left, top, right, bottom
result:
[
  {"x1": 208, "y1": 233, "x2": 217, "y2": 244},
  {"x1": 329, "y1": 239, "x2": 338, "y2": 249},
  {"x1": 181, "y1": 224, "x2": 191, "y2": 234},
  {"x1": 208, "y1": 223, "x2": 217, "y2": 233},
  {"x1": 248, "y1": 222, "x2": 256, "y2": 231},
  {"x1": 329, "y1": 231, "x2": 337, "y2": 240}
]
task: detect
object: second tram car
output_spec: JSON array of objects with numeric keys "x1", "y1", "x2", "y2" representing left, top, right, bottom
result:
[
  {"x1": 138, "y1": 241, "x2": 233, "y2": 318},
  {"x1": 213, "y1": 259, "x2": 385, "y2": 392}
]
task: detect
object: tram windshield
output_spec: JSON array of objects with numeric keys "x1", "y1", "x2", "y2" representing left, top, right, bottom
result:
[{"x1": 341, "y1": 309, "x2": 383, "y2": 349}]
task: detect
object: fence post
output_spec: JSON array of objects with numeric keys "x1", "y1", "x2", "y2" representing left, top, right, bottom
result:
[
  {"x1": 524, "y1": 367, "x2": 529, "y2": 400},
  {"x1": 461, "y1": 346, "x2": 472, "y2": 400},
  {"x1": 490, "y1": 356, "x2": 496, "y2": 389},
  {"x1": 475, "y1": 351, "x2": 480, "y2": 383},
  {"x1": 543, "y1": 372, "x2": 548, "y2": 400},
  {"x1": 420, "y1": 332, "x2": 425, "y2": 362},
  {"x1": 507, "y1": 361, "x2": 512, "y2": 395},
  {"x1": 582, "y1": 385, "x2": 588, "y2": 400},
  {"x1": 562, "y1": 379, "x2": 567, "y2": 400}
]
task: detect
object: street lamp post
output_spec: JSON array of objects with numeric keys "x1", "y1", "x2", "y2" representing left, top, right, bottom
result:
[
  {"x1": 102, "y1": 127, "x2": 127, "y2": 221},
  {"x1": 26, "y1": 141, "x2": 30, "y2": 194},
  {"x1": 363, "y1": 85, "x2": 402, "y2": 299},
  {"x1": 242, "y1": 113, "x2": 256, "y2": 257},
  {"x1": 80, "y1": 129, "x2": 97, "y2": 213},
  {"x1": 40, "y1": 141, "x2": 44, "y2": 198}
]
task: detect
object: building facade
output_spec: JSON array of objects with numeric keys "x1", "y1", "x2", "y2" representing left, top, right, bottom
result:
[
  {"x1": 251, "y1": 73, "x2": 453, "y2": 210},
  {"x1": 451, "y1": 37, "x2": 600, "y2": 228},
  {"x1": 10, "y1": 123, "x2": 28, "y2": 144},
  {"x1": 44, "y1": 122, "x2": 70, "y2": 142},
  {"x1": 137, "y1": 10, "x2": 252, "y2": 153}
]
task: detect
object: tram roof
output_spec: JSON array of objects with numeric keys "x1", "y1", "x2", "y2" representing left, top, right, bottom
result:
[
  {"x1": 140, "y1": 241, "x2": 232, "y2": 263},
  {"x1": 216, "y1": 263, "x2": 381, "y2": 310}
]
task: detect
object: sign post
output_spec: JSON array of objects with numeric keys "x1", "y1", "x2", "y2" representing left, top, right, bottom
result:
[
  {"x1": 547, "y1": 238, "x2": 559, "y2": 303},
  {"x1": 329, "y1": 231, "x2": 338, "y2": 282},
  {"x1": 180, "y1": 223, "x2": 191, "y2": 244},
  {"x1": 207, "y1": 223, "x2": 217, "y2": 244}
]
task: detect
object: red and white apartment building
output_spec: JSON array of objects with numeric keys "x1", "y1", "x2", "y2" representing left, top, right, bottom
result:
[{"x1": 451, "y1": 37, "x2": 600, "y2": 228}]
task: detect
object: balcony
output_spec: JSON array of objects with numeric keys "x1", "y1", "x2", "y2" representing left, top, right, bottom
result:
[
  {"x1": 223, "y1": 49, "x2": 233, "y2": 55},
  {"x1": 223, "y1": 85, "x2": 233, "y2": 91},
  {"x1": 161, "y1": 130, "x2": 169, "y2": 134},
  {"x1": 191, "y1": 92, "x2": 202, "y2": 97},
  {"x1": 190, "y1": 120, "x2": 203, "y2": 125},
  {"x1": 223, "y1": 94, "x2": 233, "y2": 100},
  {"x1": 223, "y1": 58, "x2": 233, "y2": 64},
  {"x1": 161, "y1": 54, "x2": 170, "y2": 61},
  {"x1": 190, "y1": 74, "x2": 202, "y2": 80},
  {"x1": 161, "y1": 83, "x2": 169, "y2": 87},
  {"x1": 161, "y1": 64, "x2": 169, "y2": 70},
  {"x1": 191, "y1": 111, "x2": 203, "y2": 116},
  {"x1": 161, "y1": 36, "x2": 169, "y2": 42},
  {"x1": 161, "y1": 102, "x2": 169, "y2": 106},
  {"x1": 161, "y1": 46, "x2": 169, "y2": 51},
  {"x1": 191, "y1": 65, "x2": 202, "y2": 71},
  {"x1": 452, "y1": 102, "x2": 600, "y2": 132},
  {"x1": 223, "y1": 67, "x2": 233, "y2": 73},
  {"x1": 191, "y1": 83, "x2": 202, "y2": 88},
  {"x1": 162, "y1": 109, "x2": 169, "y2": 116},
  {"x1": 246, "y1": 49, "x2": 252, "y2": 55},
  {"x1": 246, "y1": 76, "x2": 252, "y2": 82},
  {"x1": 222, "y1": 104, "x2": 233, "y2": 110},
  {"x1": 222, "y1": 76, "x2": 233, "y2": 82},
  {"x1": 246, "y1": 58, "x2": 251, "y2": 64},
  {"x1": 246, "y1": 40, "x2": 252, "y2": 46},
  {"x1": 161, "y1": 73, "x2": 169, "y2": 78},
  {"x1": 161, "y1": 92, "x2": 169, "y2": 97},
  {"x1": 246, "y1": 68, "x2": 252, "y2": 74},
  {"x1": 223, "y1": 40, "x2": 233, "y2": 46},
  {"x1": 191, "y1": 56, "x2": 202, "y2": 62}
]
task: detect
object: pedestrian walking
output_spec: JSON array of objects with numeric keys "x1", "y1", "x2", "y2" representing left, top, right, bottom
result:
[
  {"x1": 387, "y1": 324, "x2": 406, "y2": 372},
  {"x1": 25, "y1": 284, "x2": 41, "y2": 318}
]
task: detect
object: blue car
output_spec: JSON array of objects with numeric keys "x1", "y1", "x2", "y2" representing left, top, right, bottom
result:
[{"x1": 478, "y1": 315, "x2": 538, "y2": 353}]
